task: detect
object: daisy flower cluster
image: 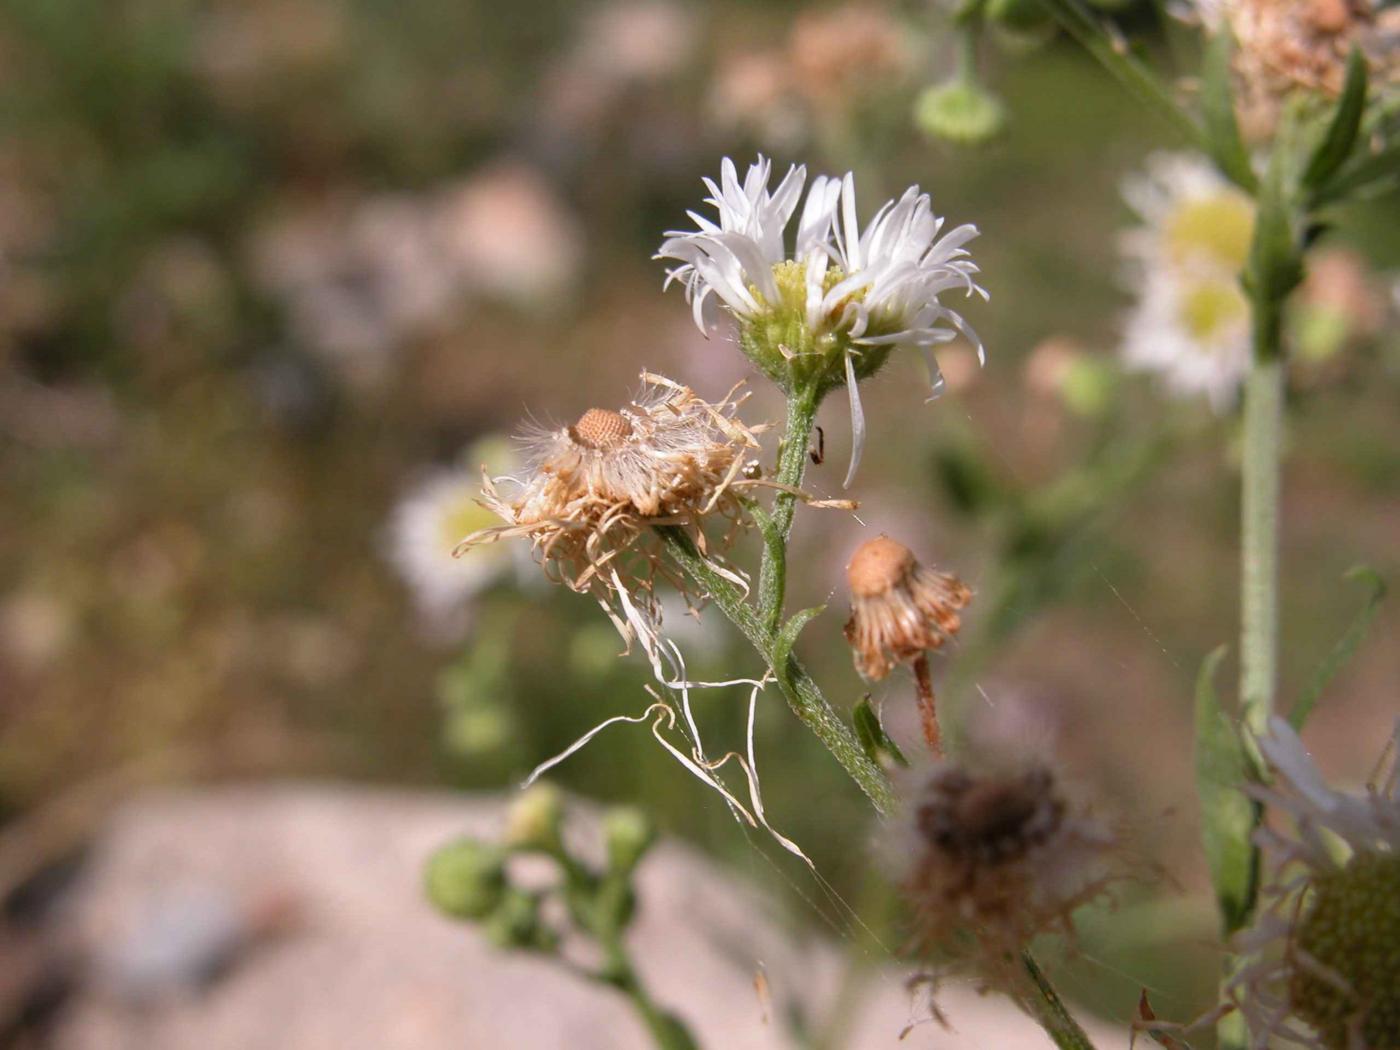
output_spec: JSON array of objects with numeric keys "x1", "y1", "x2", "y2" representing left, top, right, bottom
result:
[
  {"x1": 1230, "y1": 717, "x2": 1399, "y2": 1050},
  {"x1": 657, "y1": 156, "x2": 986, "y2": 485},
  {"x1": 1120, "y1": 151, "x2": 1257, "y2": 411}
]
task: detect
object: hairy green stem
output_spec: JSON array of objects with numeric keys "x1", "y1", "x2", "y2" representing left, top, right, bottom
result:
[
  {"x1": 659, "y1": 381, "x2": 1098, "y2": 1043},
  {"x1": 658, "y1": 525, "x2": 894, "y2": 813},
  {"x1": 1035, "y1": 0, "x2": 1203, "y2": 147},
  {"x1": 1239, "y1": 356, "x2": 1283, "y2": 741},
  {"x1": 1021, "y1": 953, "x2": 1100, "y2": 1050},
  {"x1": 758, "y1": 381, "x2": 821, "y2": 633}
]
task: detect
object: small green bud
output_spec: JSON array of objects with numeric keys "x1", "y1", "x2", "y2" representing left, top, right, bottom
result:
[
  {"x1": 915, "y1": 82, "x2": 1007, "y2": 145},
  {"x1": 985, "y1": 0, "x2": 1052, "y2": 34},
  {"x1": 484, "y1": 888, "x2": 555, "y2": 951},
  {"x1": 603, "y1": 807, "x2": 656, "y2": 874},
  {"x1": 425, "y1": 839, "x2": 507, "y2": 921},
  {"x1": 1059, "y1": 356, "x2": 1116, "y2": 417},
  {"x1": 506, "y1": 783, "x2": 564, "y2": 851},
  {"x1": 1292, "y1": 303, "x2": 1351, "y2": 363}
]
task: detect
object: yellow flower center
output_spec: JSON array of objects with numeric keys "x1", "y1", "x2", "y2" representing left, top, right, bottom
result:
[
  {"x1": 440, "y1": 495, "x2": 498, "y2": 554},
  {"x1": 1288, "y1": 852, "x2": 1400, "y2": 1049},
  {"x1": 1165, "y1": 193, "x2": 1255, "y2": 272},
  {"x1": 1178, "y1": 281, "x2": 1248, "y2": 345}
]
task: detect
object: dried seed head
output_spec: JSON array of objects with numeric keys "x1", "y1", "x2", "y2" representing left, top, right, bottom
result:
[
  {"x1": 885, "y1": 759, "x2": 1115, "y2": 982},
  {"x1": 455, "y1": 374, "x2": 764, "y2": 626},
  {"x1": 844, "y1": 536, "x2": 971, "y2": 680},
  {"x1": 569, "y1": 408, "x2": 633, "y2": 450},
  {"x1": 1199, "y1": 0, "x2": 1400, "y2": 139},
  {"x1": 918, "y1": 767, "x2": 1064, "y2": 867},
  {"x1": 846, "y1": 535, "x2": 916, "y2": 598}
]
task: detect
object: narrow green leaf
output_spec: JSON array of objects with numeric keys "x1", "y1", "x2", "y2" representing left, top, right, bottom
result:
[
  {"x1": 1289, "y1": 566, "x2": 1387, "y2": 730},
  {"x1": 1304, "y1": 49, "x2": 1369, "y2": 194},
  {"x1": 773, "y1": 605, "x2": 824, "y2": 672},
  {"x1": 1193, "y1": 645, "x2": 1260, "y2": 934},
  {"x1": 853, "y1": 696, "x2": 909, "y2": 768},
  {"x1": 1243, "y1": 135, "x2": 1305, "y2": 320},
  {"x1": 1201, "y1": 31, "x2": 1257, "y2": 192}
]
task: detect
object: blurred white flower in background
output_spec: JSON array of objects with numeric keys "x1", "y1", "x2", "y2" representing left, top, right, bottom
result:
[
  {"x1": 438, "y1": 161, "x2": 584, "y2": 309},
  {"x1": 388, "y1": 437, "x2": 519, "y2": 634},
  {"x1": 572, "y1": 0, "x2": 697, "y2": 85},
  {"x1": 1120, "y1": 152, "x2": 1256, "y2": 411},
  {"x1": 249, "y1": 162, "x2": 582, "y2": 389},
  {"x1": 708, "y1": 4, "x2": 916, "y2": 150}
]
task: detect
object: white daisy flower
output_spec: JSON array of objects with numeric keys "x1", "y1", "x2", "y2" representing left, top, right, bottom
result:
[
  {"x1": 388, "y1": 437, "x2": 518, "y2": 621},
  {"x1": 657, "y1": 156, "x2": 986, "y2": 486},
  {"x1": 1120, "y1": 152, "x2": 1256, "y2": 412},
  {"x1": 1229, "y1": 716, "x2": 1400, "y2": 1050}
]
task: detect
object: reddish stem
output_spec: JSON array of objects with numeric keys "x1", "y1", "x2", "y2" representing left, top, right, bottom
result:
[{"x1": 913, "y1": 654, "x2": 941, "y2": 755}]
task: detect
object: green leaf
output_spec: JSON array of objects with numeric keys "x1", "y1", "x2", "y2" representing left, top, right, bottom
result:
[
  {"x1": 1243, "y1": 135, "x2": 1305, "y2": 322},
  {"x1": 1289, "y1": 566, "x2": 1387, "y2": 730},
  {"x1": 853, "y1": 696, "x2": 909, "y2": 768},
  {"x1": 773, "y1": 605, "x2": 824, "y2": 673},
  {"x1": 1201, "y1": 31, "x2": 1257, "y2": 192},
  {"x1": 1304, "y1": 49, "x2": 1369, "y2": 195},
  {"x1": 1193, "y1": 645, "x2": 1261, "y2": 934}
]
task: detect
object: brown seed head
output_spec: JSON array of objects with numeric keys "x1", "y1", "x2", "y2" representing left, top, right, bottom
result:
[
  {"x1": 917, "y1": 767, "x2": 1063, "y2": 865},
  {"x1": 846, "y1": 535, "x2": 916, "y2": 598},
  {"x1": 570, "y1": 408, "x2": 633, "y2": 450}
]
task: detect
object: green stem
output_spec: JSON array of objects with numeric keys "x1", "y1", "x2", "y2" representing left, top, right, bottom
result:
[
  {"x1": 1035, "y1": 0, "x2": 1203, "y2": 147},
  {"x1": 604, "y1": 951, "x2": 700, "y2": 1050},
  {"x1": 1239, "y1": 355, "x2": 1283, "y2": 741},
  {"x1": 956, "y1": 21, "x2": 981, "y2": 87},
  {"x1": 1020, "y1": 953, "x2": 1100, "y2": 1050},
  {"x1": 658, "y1": 525, "x2": 894, "y2": 813},
  {"x1": 758, "y1": 381, "x2": 821, "y2": 633},
  {"x1": 1223, "y1": 300, "x2": 1286, "y2": 1050}
]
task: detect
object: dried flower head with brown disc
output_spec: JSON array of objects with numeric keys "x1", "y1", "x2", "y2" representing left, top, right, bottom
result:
[
  {"x1": 456, "y1": 373, "x2": 763, "y2": 644},
  {"x1": 883, "y1": 756, "x2": 1116, "y2": 989},
  {"x1": 844, "y1": 535, "x2": 972, "y2": 752},
  {"x1": 1199, "y1": 0, "x2": 1400, "y2": 138}
]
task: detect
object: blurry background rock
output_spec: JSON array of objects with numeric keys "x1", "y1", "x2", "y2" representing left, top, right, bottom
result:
[
  {"x1": 0, "y1": 0, "x2": 1397, "y2": 1043},
  {"x1": 9, "y1": 786, "x2": 1122, "y2": 1050}
]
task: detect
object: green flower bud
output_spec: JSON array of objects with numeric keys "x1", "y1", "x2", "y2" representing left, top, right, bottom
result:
[
  {"x1": 424, "y1": 839, "x2": 507, "y2": 921},
  {"x1": 1059, "y1": 356, "x2": 1116, "y2": 417},
  {"x1": 603, "y1": 807, "x2": 656, "y2": 874},
  {"x1": 506, "y1": 783, "x2": 564, "y2": 851},
  {"x1": 1288, "y1": 853, "x2": 1400, "y2": 1049},
  {"x1": 985, "y1": 0, "x2": 1052, "y2": 34},
  {"x1": 915, "y1": 82, "x2": 1007, "y2": 146},
  {"x1": 484, "y1": 887, "x2": 555, "y2": 952}
]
